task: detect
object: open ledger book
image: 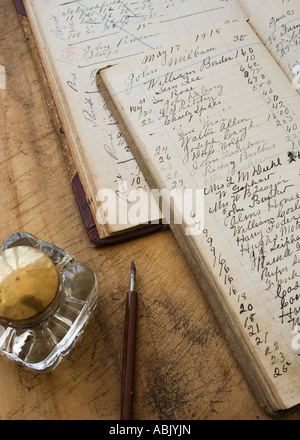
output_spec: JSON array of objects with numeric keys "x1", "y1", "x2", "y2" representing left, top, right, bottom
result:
[
  {"x1": 97, "y1": 5, "x2": 300, "y2": 413},
  {"x1": 23, "y1": 0, "x2": 249, "y2": 245},
  {"x1": 23, "y1": 0, "x2": 300, "y2": 247}
]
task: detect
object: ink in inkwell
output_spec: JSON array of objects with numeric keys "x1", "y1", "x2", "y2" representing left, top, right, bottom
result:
[{"x1": 0, "y1": 232, "x2": 98, "y2": 371}]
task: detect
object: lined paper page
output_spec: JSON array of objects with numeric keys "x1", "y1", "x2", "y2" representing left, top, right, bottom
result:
[
  {"x1": 25, "y1": 0, "x2": 246, "y2": 236},
  {"x1": 240, "y1": 0, "x2": 300, "y2": 86},
  {"x1": 238, "y1": 0, "x2": 264, "y2": 14},
  {"x1": 100, "y1": 22, "x2": 300, "y2": 410}
]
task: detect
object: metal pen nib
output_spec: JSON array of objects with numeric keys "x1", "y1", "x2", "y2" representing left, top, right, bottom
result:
[{"x1": 130, "y1": 260, "x2": 136, "y2": 292}]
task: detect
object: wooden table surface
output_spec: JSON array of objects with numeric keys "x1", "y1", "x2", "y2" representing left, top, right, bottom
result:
[{"x1": 0, "y1": 0, "x2": 299, "y2": 421}]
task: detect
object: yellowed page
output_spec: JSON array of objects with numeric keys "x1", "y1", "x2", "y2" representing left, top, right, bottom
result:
[
  {"x1": 100, "y1": 22, "x2": 300, "y2": 411},
  {"x1": 24, "y1": 0, "x2": 246, "y2": 237},
  {"x1": 240, "y1": 0, "x2": 300, "y2": 87}
]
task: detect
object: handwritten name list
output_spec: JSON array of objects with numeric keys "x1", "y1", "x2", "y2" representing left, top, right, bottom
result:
[
  {"x1": 241, "y1": 0, "x2": 300, "y2": 83},
  {"x1": 100, "y1": 21, "x2": 300, "y2": 407}
]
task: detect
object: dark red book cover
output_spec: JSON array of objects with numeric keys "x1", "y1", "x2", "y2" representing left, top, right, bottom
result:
[{"x1": 14, "y1": 0, "x2": 27, "y2": 16}]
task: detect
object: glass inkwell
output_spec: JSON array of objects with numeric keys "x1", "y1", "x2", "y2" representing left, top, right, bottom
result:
[{"x1": 0, "y1": 232, "x2": 98, "y2": 371}]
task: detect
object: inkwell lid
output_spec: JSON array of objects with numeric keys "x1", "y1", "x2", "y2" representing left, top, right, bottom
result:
[{"x1": 0, "y1": 246, "x2": 59, "y2": 327}]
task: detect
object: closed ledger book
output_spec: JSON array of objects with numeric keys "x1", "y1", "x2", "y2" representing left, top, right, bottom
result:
[{"x1": 97, "y1": 1, "x2": 300, "y2": 414}]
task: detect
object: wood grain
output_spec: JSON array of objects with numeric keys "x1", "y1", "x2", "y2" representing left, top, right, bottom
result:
[{"x1": 0, "y1": 0, "x2": 298, "y2": 420}]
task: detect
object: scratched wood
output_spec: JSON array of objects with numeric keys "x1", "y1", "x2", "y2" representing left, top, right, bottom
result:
[{"x1": 0, "y1": 0, "x2": 298, "y2": 421}]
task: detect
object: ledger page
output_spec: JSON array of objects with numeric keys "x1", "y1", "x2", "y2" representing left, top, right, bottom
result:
[
  {"x1": 240, "y1": 0, "x2": 300, "y2": 87},
  {"x1": 100, "y1": 22, "x2": 300, "y2": 410}
]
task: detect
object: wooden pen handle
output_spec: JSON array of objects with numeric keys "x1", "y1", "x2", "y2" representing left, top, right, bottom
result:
[{"x1": 121, "y1": 289, "x2": 138, "y2": 420}]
